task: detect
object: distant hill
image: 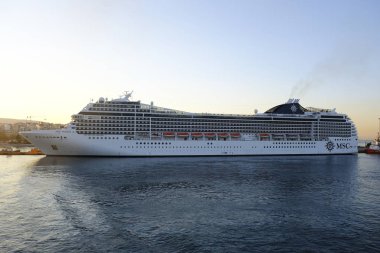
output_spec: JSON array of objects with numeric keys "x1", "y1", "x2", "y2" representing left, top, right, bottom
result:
[{"x1": 0, "y1": 118, "x2": 39, "y2": 124}]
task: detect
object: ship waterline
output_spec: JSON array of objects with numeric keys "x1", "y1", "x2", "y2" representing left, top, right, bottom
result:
[{"x1": 21, "y1": 93, "x2": 358, "y2": 156}]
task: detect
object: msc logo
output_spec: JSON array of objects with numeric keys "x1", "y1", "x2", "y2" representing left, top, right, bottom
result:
[
  {"x1": 326, "y1": 141, "x2": 352, "y2": 151},
  {"x1": 336, "y1": 143, "x2": 352, "y2": 149},
  {"x1": 325, "y1": 141, "x2": 335, "y2": 152}
]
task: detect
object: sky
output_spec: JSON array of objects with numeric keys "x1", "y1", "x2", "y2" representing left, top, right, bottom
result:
[{"x1": 0, "y1": 0, "x2": 379, "y2": 139}]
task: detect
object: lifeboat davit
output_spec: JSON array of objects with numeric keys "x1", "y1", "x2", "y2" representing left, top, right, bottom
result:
[
  {"x1": 177, "y1": 132, "x2": 189, "y2": 137},
  {"x1": 191, "y1": 132, "x2": 203, "y2": 137},
  {"x1": 230, "y1": 133, "x2": 241, "y2": 138},
  {"x1": 163, "y1": 132, "x2": 175, "y2": 137}
]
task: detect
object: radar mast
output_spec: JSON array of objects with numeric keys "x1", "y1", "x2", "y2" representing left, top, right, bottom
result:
[{"x1": 123, "y1": 90, "x2": 133, "y2": 101}]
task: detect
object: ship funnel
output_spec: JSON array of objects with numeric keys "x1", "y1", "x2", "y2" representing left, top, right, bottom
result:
[{"x1": 286, "y1": 98, "x2": 300, "y2": 104}]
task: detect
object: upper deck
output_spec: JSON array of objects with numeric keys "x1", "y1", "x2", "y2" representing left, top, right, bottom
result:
[{"x1": 70, "y1": 93, "x2": 356, "y2": 140}]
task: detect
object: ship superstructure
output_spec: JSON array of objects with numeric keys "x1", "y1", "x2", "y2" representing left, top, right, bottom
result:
[{"x1": 21, "y1": 92, "x2": 358, "y2": 156}]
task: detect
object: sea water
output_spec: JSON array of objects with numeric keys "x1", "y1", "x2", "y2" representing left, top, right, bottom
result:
[{"x1": 1, "y1": 154, "x2": 379, "y2": 252}]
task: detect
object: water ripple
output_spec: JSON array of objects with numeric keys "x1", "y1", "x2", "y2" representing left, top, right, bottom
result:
[{"x1": 1, "y1": 155, "x2": 380, "y2": 252}]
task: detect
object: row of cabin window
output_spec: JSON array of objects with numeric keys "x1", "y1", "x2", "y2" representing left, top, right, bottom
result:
[
  {"x1": 120, "y1": 146, "x2": 245, "y2": 149},
  {"x1": 77, "y1": 130, "x2": 354, "y2": 138},
  {"x1": 273, "y1": 142, "x2": 316, "y2": 145},
  {"x1": 78, "y1": 129, "x2": 352, "y2": 135},
  {"x1": 264, "y1": 146, "x2": 316, "y2": 149},
  {"x1": 79, "y1": 131, "x2": 352, "y2": 138},
  {"x1": 80, "y1": 117, "x2": 351, "y2": 125},
  {"x1": 78, "y1": 128, "x2": 351, "y2": 134},
  {"x1": 75, "y1": 122, "x2": 322, "y2": 128},
  {"x1": 77, "y1": 127, "x2": 319, "y2": 132},
  {"x1": 36, "y1": 136, "x2": 67, "y2": 139},
  {"x1": 76, "y1": 120, "x2": 344, "y2": 125},
  {"x1": 88, "y1": 136, "x2": 120, "y2": 140},
  {"x1": 77, "y1": 121, "x2": 318, "y2": 127},
  {"x1": 75, "y1": 123, "x2": 351, "y2": 129}
]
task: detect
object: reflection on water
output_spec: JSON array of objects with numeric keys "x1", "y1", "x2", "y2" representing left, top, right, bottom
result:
[
  {"x1": 1, "y1": 155, "x2": 379, "y2": 252},
  {"x1": 0, "y1": 156, "x2": 43, "y2": 205}
]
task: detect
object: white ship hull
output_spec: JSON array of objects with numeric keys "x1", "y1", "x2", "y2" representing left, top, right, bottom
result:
[{"x1": 21, "y1": 129, "x2": 358, "y2": 156}]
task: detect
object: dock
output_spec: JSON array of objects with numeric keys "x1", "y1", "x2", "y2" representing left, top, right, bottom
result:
[{"x1": 0, "y1": 148, "x2": 44, "y2": 155}]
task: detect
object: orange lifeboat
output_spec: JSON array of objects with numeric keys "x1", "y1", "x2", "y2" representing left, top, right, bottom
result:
[
  {"x1": 163, "y1": 132, "x2": 175, "y2": 137},
  {"x1": 259, "y1": 133, "x2": 270, "y2": 137},
  {"x1": 204, "y1": 133, "x2": 216, "y2": 137},
  {"x1": 218, "y1": 133, "x2": 229, "y2": 138},
  {"x1": 177, "y1": 132, "x2": 189, "y2": 137},
  {"x1": 191, "y1": 132, "x2": 203, "y2": 137},
  {"x1": 230, "y1": 133, "x2": 241, "y2": 138},
  {"x1": 27, "y1": 148, "x2": 44, "y2": 155}
]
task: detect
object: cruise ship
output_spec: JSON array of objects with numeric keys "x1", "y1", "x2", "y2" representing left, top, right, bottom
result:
[{"x1": 21, "y1": 92, "x2": 358, "y2": 156}]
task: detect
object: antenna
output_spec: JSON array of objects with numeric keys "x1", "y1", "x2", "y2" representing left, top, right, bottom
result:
[{"x1": 26, "y1": 116, "x2": 47, "y2": 122}]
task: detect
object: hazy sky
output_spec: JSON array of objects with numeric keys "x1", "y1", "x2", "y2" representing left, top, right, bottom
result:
[{"x1": 1, "y1": 0, "x2": 379, "y2": 139}]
